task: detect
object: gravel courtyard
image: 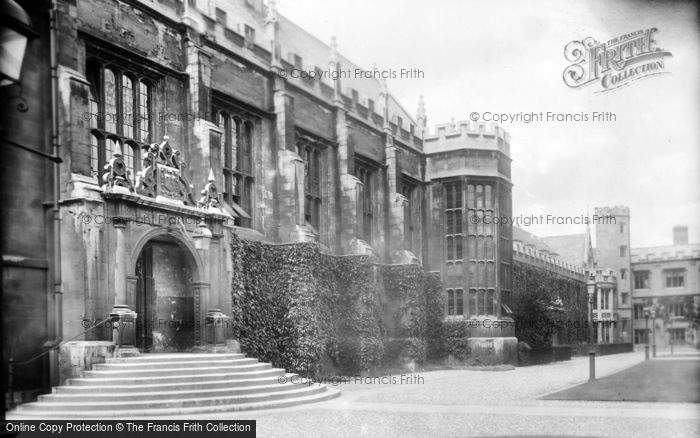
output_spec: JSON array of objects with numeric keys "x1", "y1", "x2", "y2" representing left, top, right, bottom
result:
[{"x1": 170, "y1": 352, "x2": 700, "y2": 437}]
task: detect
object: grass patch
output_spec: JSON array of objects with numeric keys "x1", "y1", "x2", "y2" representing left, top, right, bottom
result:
[{"x1": 543, "y1": 359, "x2": 700, "y2": 402}]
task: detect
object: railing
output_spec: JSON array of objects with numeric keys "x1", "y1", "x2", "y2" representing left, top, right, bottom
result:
[{"x1": 7, "y1": 316, "x2": 115, "y2": 407}]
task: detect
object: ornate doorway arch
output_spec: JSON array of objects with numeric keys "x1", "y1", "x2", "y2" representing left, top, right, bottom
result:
[{"x1": 131, "y1": 229, "x2": 205, "y2": 352}]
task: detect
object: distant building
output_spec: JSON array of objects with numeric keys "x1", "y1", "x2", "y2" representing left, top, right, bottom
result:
[
  {"x1": 593, "y1": 206, "x2": 632, "y2": 343},
  {"x1": 540, "y1": 233, "x2": 595, "y2": 270},
  {"x1": 513, "y1": 227, "x2": 585, "y2": 282},
  {"x1": 512, "y1": 227, "x2": 587, "y2": 347},
  {"x1": 529, "y1": 206, "x2": 633, "y2": 344},
  {"x1": 631, "y1": 225, "x2": 700, "y2": 349}
]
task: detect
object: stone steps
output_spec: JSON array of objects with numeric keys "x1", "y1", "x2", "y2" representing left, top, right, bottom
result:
[
  {"x1": 83, "y1": 362, "x2": 272, "y2": 378},
  {"x1": 105, "y1": 353, "x2": 246, "y2": 363},
  {"x1": 94, "y1": 358, "x2": 259, "y2": 370},
  {"x1": 66, "y1": 368, "x2": 286, "y2": 386},
  {"x1": 8, "y1": 390, "x2": 339, "y2": 419},
  {"x1": 40, "y1": 382, "x2": 305, "y2": 403},
  {"x1": 7, "y1": 353, "x2": 339, "y2": 418},
  {"x1": 54, "y1": 376, "x2": 282, "y2": 393}
]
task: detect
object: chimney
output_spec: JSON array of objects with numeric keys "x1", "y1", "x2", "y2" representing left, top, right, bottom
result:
[{"x1": 673, "y1": 225, "x2": 688, "y2": 246}]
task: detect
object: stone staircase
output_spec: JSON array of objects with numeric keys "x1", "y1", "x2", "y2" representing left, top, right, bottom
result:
[{"x1": 8, "y1": 353, "x2": 339, "y2": 419}]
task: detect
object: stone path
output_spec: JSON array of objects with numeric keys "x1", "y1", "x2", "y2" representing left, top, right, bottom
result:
[{"x1": 158, "y1": 352, "x2": 700, "y2": 437}]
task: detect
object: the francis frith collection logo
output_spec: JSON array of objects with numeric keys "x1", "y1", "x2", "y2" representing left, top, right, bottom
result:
[{"x1": 563, "y1": 28, "x2": 672, "y2": 92}]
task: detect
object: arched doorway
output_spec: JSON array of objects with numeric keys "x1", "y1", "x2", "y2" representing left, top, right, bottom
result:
[{"x1": 134, "y1": 234, "x2": 197, "y2": 352}]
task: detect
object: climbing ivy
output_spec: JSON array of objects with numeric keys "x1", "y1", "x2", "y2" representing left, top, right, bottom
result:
[
  {"x1": 229, "y1": 233, "x2": 443, "y2": 376},
  {"x1": 511, "y1": 261, "x2": 588, "y2": 348}
]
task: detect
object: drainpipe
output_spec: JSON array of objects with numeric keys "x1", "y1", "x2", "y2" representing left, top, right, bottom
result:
[{"x1": 50, "y1": 0, "x2": 63, "y2": 364}]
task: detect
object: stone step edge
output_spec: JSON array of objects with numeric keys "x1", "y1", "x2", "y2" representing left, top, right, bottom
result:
[
  {"x1": 84, "y1": 364, "x2": 271, "y2": 375},
  {"x1": 56, "y1": 376, "x2": 285, "y2": 393},
  {"x1": 69, "y1": 368, "x2": 285, "y2": 384},
  {"x1": 8, "y1": 388, "x2": 340, "y2": 419},
  {"x1": 17, "y1": 385, "x2": 330, "y2": 409},
  {"x1": 96, "y1": 359, "x2": 260, "y2": 368},
  {"x1": 106, "y1": 353, "x2": 246, "y2": 362},
  {"x1": 44, "y1": 382, "x2": 312, "y2": 400}
]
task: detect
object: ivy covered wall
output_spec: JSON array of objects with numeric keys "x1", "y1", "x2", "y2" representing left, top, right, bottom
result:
[
  {"x1": 512, "y1": 261, "x2": 588, "y2": 348},
  {"x1": 229, "y1": 233, "x2": 444, "y2": 376}
]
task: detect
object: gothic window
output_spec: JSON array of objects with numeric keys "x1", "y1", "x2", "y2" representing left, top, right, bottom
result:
[
  {"x1": 664, "y1": 269, "x2": 685, "y2": 288},
  {"x1": 213, "y1": 108, "x2": 256, "y2": 228},
  {"x1": 85, "y1": 58, "x2": 153, "y2": 182},
  {"x1": 444, "y1": 182, "x2": 463, "y2": 262},
  {"x1": 401, "y1": 179, "x2": 416, "y2": 250},
  {"x1": 355, "y1": 162, "x2": 375, "y2": 242},
  {"x1": 446, "y1": 288, "x2": 464, "y2": 316},
  {"x1": 466, "y1": 182, "x2": 497, "y2": 316},
  {"x1": 297, "y1": 138, "x2": 323, "y2": 232}
]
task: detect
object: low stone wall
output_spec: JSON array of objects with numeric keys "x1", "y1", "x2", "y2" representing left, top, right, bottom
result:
[
  {"x1": 518, "y1": 345, "x2": 571, "y2": 366},
  {"x1": 571, "y1": 342, "x2": 634, "y2": 356},
  {"x1": 443, "y1": 337, "x2": 518, "y2": 366},
  {"x1": 58, "y1": 341, "x2": 116, "y2": 385}
]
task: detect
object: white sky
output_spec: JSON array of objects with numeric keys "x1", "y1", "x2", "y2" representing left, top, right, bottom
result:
[{"x1": 278, "y1": 0, "x2": 700, "y2": 248}]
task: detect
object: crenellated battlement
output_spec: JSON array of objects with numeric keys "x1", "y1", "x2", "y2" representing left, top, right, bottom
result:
[
  {"x1": 423, "y1": 120, "x2": 511, "y2": 156},
  {"x1": 594, "y1": 206, "x2": 630, "y2": 217},
  {"x1": 425, "y1": 120, "x2": 510, "y2": 142}
]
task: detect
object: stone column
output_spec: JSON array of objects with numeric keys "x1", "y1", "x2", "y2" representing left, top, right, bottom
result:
[
  {"x1": 112, "y1": 218, "x2": 128, "y2": 306},
  {"x1": 110, "y1": 218, "x2": 138, "y2": 356},
  {"x1": 273, "y1": 70, "x2": 304, "y2": 242},
  {"x1": 386, "y1": 138, "x2": 404, "y2": 261},
  {"x1": 192, "y1": 282, "x2": 210, "y2": 346},
  {"x1": 126, "y1": 276, "x2": 138, "y2": 311},
  {"x1": 389, "y1": 193, "x2": 408, "y2": 260}
]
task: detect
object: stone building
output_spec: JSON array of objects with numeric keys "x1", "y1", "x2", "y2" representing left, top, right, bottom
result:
[
  {"x1": 1, "y1": 0, "x2": 515, "y2": 397},
  {"x1": 593, "y1": 206, "x2": 632, "y2": 343},
  {"x1": 532, "y1": 207, "x2": 633, "y2": 345},
  {"x1": 631, "y1": 226, "x2": 700, "y2": 349},
  {"x1": 513, "y1": 227, "x2": 587, "y2": 283},
  {"x1": 512, "y1": 227, "x2": 587, "y2": 347}
]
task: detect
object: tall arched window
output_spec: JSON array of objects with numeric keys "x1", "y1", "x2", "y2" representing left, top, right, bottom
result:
[
  {"x1": 85, "y1": 57, "x2": 154, "y2": 181},
  {"x1": 354, "y1": 162, "x2": 374, "y2": 242},
  {"x1": 213, "y1": 107, "x2": 256, "y2": 228},
  {"x1": 104, "y1": 68, "x2": 117, "y2": 133},
  {"x1": 239, "y1": 120, "x2": 253, "y2": 174},
  {"x1": 445, "y1": 288, "x2": 464, "y2": 316},
  {"x1": 296, "y1": 136, "x2": 324, "y2": 233},
  {"x1": 444, "y1": 181, "x2": 463, "y2": 262},
  {"x1": 465, "y1": 182, "x2": 496, "y2": 317},
  {"x1": 122, "y1": 75, "x2": 135, "y2": 139},
  {"x1": 138, "y1": 80, "x2": 150, "y2": 143}
]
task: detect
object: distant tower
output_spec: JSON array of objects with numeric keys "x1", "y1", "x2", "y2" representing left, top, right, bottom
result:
[
  {"x1": 673, "y1": 225, "x2": 689, "y2": 245},
  {"x1": 594, "y1": 206, "x2": 632, "y2": 342},
  {"x1": 416, "y1": 95, "x2": 427, "y2": 138}
]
